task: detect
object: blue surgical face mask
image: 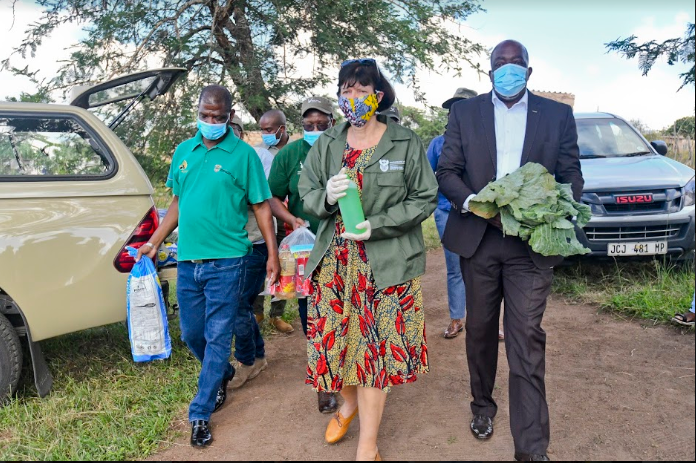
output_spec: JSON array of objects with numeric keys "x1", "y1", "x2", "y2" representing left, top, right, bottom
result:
[
  {"x1": 197, "y1": 117, "x2": 229, "y2": 141},
  {"x1": 492, "y1": 63, "x2": 528, "y2": 100},
  {"x1": 262, "y1": 127, "x2": 281, "y2": 147},
  {"x1": 304, "y1": 130, "x2": 323, "y2": 146}
]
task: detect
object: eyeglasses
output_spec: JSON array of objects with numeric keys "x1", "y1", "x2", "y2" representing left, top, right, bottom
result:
[
  {"x1": 341, "y1": 58, "x2": 381, "y2": 79},
  {"x1": 302, "y1": 122, "x2": 332, "y2": 132}
]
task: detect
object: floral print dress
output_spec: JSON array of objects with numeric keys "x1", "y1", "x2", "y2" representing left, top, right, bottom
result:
[{"x1": 305, "y1": 145, "x2": 428, "y2": 393}]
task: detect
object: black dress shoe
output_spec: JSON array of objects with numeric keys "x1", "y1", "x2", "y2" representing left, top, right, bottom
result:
[
  {"x1": 514, "y1": 453, "x2": 550, "y2": 461},
  {"x1": 214, "y1": 372, "x2": 234, "y2": 413},
  {"x1": 190, "y1": 420, "x2": 213, "y2": 447},
  {"x1": 470, "y1": 415, "x2": 494, "y2": 440},
  {"x1": 317, "y1": 391, "x2": 339, "y2": 414}
]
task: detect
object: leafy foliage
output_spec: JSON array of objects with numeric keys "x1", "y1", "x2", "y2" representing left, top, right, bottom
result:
[
  {"x1": 469, "y1": 162, "x2": 591, "y2": 257},
  {"x1": 399, "y1": 105, "x2": 449, "y2": 147},
  {"x1": 665, "y1": 115, "x2": 695, "y2": 138},
  {"x1": 606, "y1": 22, "x2": 695, "y2": 90},
  {"x1": 2, "y1": 0, "x2": 484, "y2": 182}
]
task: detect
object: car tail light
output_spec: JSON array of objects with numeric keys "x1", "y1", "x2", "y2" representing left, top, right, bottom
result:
[{"x1": 114, "y1": 206, "x2": 159, "y2": 273}]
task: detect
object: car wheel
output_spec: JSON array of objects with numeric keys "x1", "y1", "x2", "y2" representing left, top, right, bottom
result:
[{"x1": 0, "y1": 313, "x2": 22, "y2": 401}]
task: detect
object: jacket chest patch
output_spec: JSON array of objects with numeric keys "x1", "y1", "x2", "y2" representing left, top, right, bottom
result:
[
  {"x1": 379, "y1": 159, "x2": 389, "y2": 172},
  {"x1": 388, "y1": 160, "x2": 405, "y2": 171}
]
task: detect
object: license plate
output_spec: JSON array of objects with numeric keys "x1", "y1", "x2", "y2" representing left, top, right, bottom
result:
[{"x1": 607, "y1": 241, "x2": 668, "y2": 256}]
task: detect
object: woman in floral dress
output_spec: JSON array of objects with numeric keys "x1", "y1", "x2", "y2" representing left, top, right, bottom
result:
[{"x1": 298, "y1": 59, "x2": 438, "y2": 461}]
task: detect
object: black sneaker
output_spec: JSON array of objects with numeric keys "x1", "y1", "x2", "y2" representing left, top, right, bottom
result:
[
  {"x1": 470, "y1": 414, "x2": 494, "y2": 440},
  {"x1": 214, "y1": 371, "x2": 234, "y2": 413},
  {"x1": 190, "y1": 420, "x2": 213, "y2": 448},
  {"x1": 514, "y1": 453, "x2": 550, "y2": 461}
]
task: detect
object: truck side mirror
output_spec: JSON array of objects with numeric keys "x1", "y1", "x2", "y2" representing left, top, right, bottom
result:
[{"x1": 650, "y1": 140, "x2": 668, "y2": 156}]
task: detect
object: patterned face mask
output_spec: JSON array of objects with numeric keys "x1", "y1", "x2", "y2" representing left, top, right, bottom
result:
[{"x1": 338, "y1": 93, "x2": 380, "y2": 128}]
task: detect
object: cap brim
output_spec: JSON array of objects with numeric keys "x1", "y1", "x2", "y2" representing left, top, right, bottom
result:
[
  {"x1": 302, "y1": 105, "x2": 332, "y2": 116},
  {"x1": 442, "y1": 97, "x2": 465, "y2": 109}
]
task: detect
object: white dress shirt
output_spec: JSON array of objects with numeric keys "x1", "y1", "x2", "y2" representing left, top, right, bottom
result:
[{"x1": 464, "y1": 90, "x2": 529, "y2": 211}]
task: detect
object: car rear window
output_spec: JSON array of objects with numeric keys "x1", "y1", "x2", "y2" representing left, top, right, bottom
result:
[{"x1": 0, "y1": 114, "x2": 115, "y2": 179}]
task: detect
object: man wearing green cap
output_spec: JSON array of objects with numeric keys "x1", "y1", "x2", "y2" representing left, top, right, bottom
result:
[
  {"x1": 266, "y1": 95, "x2": 340, "y2": 414},
  {"x1": 378, "y1": 105, "x2": 401, "y2": 124},
  {"x1": 426, "y1": 88, "x2": 478, "y2": 340}
]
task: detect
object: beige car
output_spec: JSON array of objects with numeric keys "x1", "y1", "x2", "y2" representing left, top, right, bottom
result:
[{"x1": 0, "y1": 68, "x2": 186, "y2": 400}]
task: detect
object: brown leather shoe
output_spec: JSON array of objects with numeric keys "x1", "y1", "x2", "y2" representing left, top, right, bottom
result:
[
  {"x1": 325, "y1": 406, "x2": 359, "y2": 444},
  {"x1": 444, "y1": 319, "x2": 464, "y2": 339},
  {"x1": 271, "y1": 316, "x2": 294, "y2": 333},
  {"x1": 318, "y1": 391, "x2": 338, "y2": 414},
  {"x1": 255, "y1": 312, "x2": 264, "y2": 324}
]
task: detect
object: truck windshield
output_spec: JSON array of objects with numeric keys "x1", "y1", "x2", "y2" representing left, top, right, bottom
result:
[{"x1": 576, "y1": 118, "x2": 652, "y2": 158}]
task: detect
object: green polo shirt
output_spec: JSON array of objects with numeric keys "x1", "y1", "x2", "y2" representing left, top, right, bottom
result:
[
  {"x1": 166, "y1": 130, "x2": 271, "y2": 261},
  {"x1": 268, "y1": 139, "x2": 320, "y2": 234}
]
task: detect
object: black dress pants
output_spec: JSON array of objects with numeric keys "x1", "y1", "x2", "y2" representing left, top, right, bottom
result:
[{"x1": 460, "y1": 225, "x2": 554, "y2": 455}]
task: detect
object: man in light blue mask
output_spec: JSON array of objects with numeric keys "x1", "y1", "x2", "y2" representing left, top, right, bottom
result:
[
  {"x1": 137, "y1": 85, "x2": 280, "y2": 448},
  {"x1": 258, "y1": 109, "x2": 290, "y2": 155},
  {"x1": 437, "y1": 40, "x2": 583, "y2": 462}
]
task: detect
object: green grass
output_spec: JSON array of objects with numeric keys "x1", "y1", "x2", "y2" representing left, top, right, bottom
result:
[
  {"x1": 0, "y1": 321, "x2": 200, "y2": 461},
  {"x1": 0, "y1": 280, "x2": 301, "y2": 461},
  {"x1": 553, "y1": 259, "x2": 695, "y2": 324}
]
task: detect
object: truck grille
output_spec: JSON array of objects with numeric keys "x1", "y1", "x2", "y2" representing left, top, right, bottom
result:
[
  {"x1": 585, "y1": 224, "x2": 682, "y2": 242},
  {"x1": 604, "y1": 202, "x2": 666, "y2": 213},
  {"x1": 584, "y1": 188, "x2": 681, "y2": 216}
]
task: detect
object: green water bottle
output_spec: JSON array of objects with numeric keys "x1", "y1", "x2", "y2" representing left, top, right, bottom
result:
[{"x1": 338, "y1": 180, "x2": 366, "y2": 235}]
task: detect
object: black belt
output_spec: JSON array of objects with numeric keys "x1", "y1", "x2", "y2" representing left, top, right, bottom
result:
[{"x1": 187, "y1": 258, "x2": 217, "y2": 264}]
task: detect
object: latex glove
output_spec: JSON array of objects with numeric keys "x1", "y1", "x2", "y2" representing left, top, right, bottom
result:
[
  {"x1": 326, "y1": 167, "x2": 350, "y2": 205},
  {"x1": 341, "y1": 220, "x2": 372, "y2": 241}
]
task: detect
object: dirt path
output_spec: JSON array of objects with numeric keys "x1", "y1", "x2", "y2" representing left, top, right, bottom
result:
[{"x1": 150, "y1": 250, "x2": 695, "y2": 461}]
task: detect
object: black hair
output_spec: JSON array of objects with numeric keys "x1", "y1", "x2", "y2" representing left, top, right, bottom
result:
[
  {"x1": 199, "y1": 85, "x2": 233, "y2": 113},
  {"x1": 337, "y1": 61, "x2": 396, "y2": 112}
]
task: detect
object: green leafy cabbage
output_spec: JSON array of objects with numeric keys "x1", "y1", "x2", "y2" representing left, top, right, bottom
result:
[{"x1": 469, "y1": 163, "x2": 591, "y2": 257}]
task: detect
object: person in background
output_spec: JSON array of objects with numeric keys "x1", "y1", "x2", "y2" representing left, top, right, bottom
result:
[
  {"x1": 259, "y1": 109, "x2": 291, "y2": 154},
  {"x1": 253, "y1": 109, "x2": 295, "y2": 333},
  {"x1": 231, "y1": 131, "x2": 277, "y2": 390},
  {"x1": 136, "y1": 85, "x2": 279, "y2": 448},
  {"x1": 437, "y1": 40, "x2": 584, "y2": 461},
  {"x1": 299, "y1": 59, "x2": 437, "y2": 461},
  {"x1": 672, "y1": 292, "x2": 695, "y2": 326},
  {"x1": 426, "y1": 87, "x2": 477, "y2": 340},
  {"x1": 231, "y1": 114, "x2": 245, "y2": 139},
  {"x1": 264, "y1": 96, "x2": 340, "y2": 413},
  {"x1": 377, "y1": 105, "x2": 400, "y2": 124}
]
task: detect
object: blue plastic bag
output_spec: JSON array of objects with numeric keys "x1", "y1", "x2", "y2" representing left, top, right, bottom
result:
[{"x1": 126, "y1": 246, "x2": 172, "y2": 362}]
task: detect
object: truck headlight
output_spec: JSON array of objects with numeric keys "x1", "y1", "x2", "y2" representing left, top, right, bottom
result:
[{"x1": 684, "y1": 176, "x2": 695, "y2": 207}]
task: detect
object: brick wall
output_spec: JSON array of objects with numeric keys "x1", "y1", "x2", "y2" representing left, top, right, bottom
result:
[{"x1": 532, "y1": 90, "x2": 575, "y2": 108}]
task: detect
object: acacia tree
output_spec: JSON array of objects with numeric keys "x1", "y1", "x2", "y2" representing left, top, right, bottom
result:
[
  {"x1": 4, "y1": 0, "x2": 484, "y2": 118},
  {"x1": 3, "y1": 0, "x2": 484, "y2": 181},
  {"x1": 606, "y1": 22, "x2": 695, "y2": 90}
]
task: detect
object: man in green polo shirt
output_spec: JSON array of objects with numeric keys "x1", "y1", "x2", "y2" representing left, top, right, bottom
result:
[
  {"x1": 266, "y1": 95, "x2": 339, "y2": 414},
  {"x1": 137, "y1": 85, "x2": 279, "y2": 448}
]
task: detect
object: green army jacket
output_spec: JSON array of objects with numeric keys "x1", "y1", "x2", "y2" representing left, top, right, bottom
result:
[{"x1": 298, "y1": 115, "x2": 438, "y2": 290}]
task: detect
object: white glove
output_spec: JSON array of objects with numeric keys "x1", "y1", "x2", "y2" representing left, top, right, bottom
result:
[
  {"x1": 341, "y1": 220, "x2": 372, "y2": 241},
  {"x1": 326, "y1": 167, "x2": 350, "y2": 205}
]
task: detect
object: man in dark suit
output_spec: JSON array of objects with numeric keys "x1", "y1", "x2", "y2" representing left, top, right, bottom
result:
[{"x1": 436, "y1": 40, "x2": 584, "y2": 462}]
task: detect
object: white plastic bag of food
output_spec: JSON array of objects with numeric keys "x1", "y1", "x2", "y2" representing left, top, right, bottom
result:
[
  {"x1": 266, "y1": 226, "x2": 315, "y2": 299},
  {"x1": 126, "y1": 246, "x2": 172, "y2": 362}
]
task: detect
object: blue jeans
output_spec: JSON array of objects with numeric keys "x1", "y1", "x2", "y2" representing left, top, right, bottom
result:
[
  {"x1": 434, "y1": 208, "x2": 466, "y2": 320},
  {"x1": 177, "y1": 257, "x2": 245, "y2": 421},
  {"x1": 234, "y1": 244, "x2": 267, "y2": 366}
]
